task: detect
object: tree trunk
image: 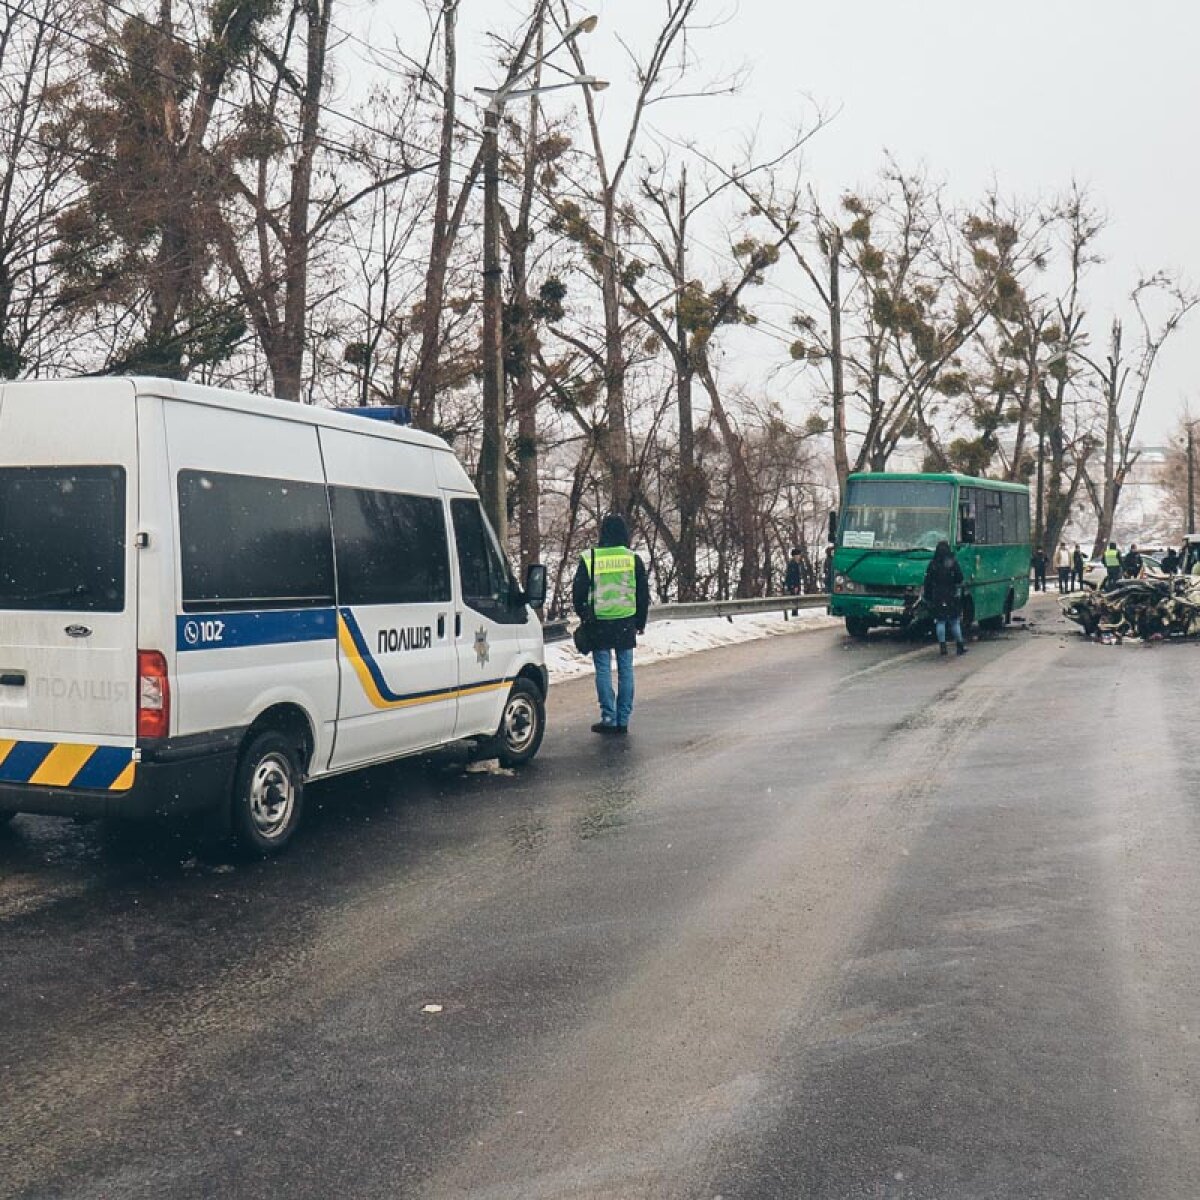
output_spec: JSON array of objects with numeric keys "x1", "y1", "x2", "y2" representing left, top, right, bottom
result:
[
  {"x1": 600, "y1": 208, "x2": 631, "y2": 515},
  {"x1": 828, "y1": 229, "x2": 849, "y2": 502},
  {"x1": 674, "y1": 172, "x2": 699, "y2": 600},
  {"x1": 410, "y1": 0, "x2": 457, "y2": 431},
  {"x1": 273, "y1": 0, "x2": 331, "y2": 400},
  {"x1": 696, "y1": 349, "x2": 758, "y2": 596}
]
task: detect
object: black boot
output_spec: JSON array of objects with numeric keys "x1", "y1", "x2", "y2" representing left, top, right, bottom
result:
[
  {"x1": 956, "y1": 641, "x2": 967, "y2": 655},
  {"x1": 939, "y1": 642, "x2": 948, "y2": 656}
]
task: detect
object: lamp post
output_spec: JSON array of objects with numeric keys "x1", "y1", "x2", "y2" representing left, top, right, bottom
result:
[{"x1": 476, "y1": 18, "x2": 606, "y2": 546}]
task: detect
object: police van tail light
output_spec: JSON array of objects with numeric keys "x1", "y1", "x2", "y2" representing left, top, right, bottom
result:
[{"x1": 137, "y1": 650, "x2": 170, "y2": 739}]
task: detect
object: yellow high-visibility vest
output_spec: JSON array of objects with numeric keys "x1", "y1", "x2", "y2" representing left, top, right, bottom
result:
[
  {"x1": 584, "y1": 547, "x2": 636, "y2": 620},
  {"x1": 1103, "y1": 547, "x2": 1121, "y2": 567}
]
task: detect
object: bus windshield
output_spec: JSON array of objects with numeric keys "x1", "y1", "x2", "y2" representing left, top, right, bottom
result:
[{"x1": 841, "y1": 478, "x2": 953, "y2": 551}]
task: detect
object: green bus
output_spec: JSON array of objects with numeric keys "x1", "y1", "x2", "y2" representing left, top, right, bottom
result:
[{"x1": 829, "y1": 472, "x2": 1032, "y2": 638}]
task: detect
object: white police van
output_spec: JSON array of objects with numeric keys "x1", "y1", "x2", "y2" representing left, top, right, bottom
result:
[{"x1": 0, "y1": 378, "x2": 548, "y2": 853}]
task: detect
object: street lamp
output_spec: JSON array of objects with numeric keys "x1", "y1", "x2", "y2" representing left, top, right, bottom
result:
[{"x1": 475, "y1": 20, "x2": 607, "y2": 547}]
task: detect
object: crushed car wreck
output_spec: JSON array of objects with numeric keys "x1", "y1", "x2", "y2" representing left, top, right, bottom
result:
[{"x1": 1061, "y1": 575, "x2": 1200, "y2": 641}]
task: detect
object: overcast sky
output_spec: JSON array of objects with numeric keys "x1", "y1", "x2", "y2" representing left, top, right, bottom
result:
[{"x1": 363, "y1": 0, "x2": 1199, "y2": 442}]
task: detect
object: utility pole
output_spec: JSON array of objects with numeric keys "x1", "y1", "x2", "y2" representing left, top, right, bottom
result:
[
  {"x1": 1188, "y1": 422, "x2": 1195, "y2": 533},
  {"x1": 475, "y1": 17, "x2": 606, "y2": 548},
  {"x1": 478, "y1": 102, "x2": 505, "y2": 544}
]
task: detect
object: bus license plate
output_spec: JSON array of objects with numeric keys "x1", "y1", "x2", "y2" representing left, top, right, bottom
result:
[{"x1": 870, "y1": 603, "x2": 901, "y2": 614}]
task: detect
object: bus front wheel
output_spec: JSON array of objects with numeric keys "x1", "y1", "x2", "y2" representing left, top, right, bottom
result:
[
  {"x1": 960, "y1": 597, "x2": 975, "y2": 633},
  {"x1": 845, "y1": 616, "x2": 871, "y2": 639}
]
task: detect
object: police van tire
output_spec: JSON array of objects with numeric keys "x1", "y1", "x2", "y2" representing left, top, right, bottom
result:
[
  {"x1": 0, "y1": 811, "x2": 15, "y2": 826},
  {"x1": 230, "y1": 731, "x2": 305, "y2": 856},
  {"x1": 495, "y1": 679, "x2": 545, "y2": 768}
]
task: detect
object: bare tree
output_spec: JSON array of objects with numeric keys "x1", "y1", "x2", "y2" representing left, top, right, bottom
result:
[
  {"x1": 1079, "y1": 274, "x2": 1198, "y2": 553},
  {"x1": 559, "y1": 0, "x2": 711, "y2": 514},
  {"x1": 0, "y1": 0, "x2": 81, "y2": 376}
]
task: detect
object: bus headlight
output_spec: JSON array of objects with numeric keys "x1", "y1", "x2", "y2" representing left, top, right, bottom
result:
[{"x1": 834, "y1": 574, "x2": 864, "y2": 594}]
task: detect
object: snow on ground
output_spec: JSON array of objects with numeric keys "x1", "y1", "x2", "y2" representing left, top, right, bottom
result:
[{"x1": 545, "y1": 607, "x2": 841, "y2": 682}]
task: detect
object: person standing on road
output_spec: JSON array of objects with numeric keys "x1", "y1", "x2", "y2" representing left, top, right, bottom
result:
[
  {"x1": 1162, "y1": 546, "x2": 1181, "y2": 574},
  {"x1": 1072, "y1": 543, "x2": 1086, "y2": 590},
  {"x1": 572, "y1": 513, "x2": 650, "y2": 736},
  {"x1": 1102, "y1": 541, "x2": 1122, "y2": 590},
  {"x1": 784, "y1": 547, "x2": 803, "y2": 617},
  {"x1": 923, "y1": 540, "x2": 966, "y2": 657},
  {"x1": 1031, "y1": 545, "x2": 1048, "y2": 592},
  {"x1": 1123, "y1": 542, "x2": 1143, "y2": 578},
  {"x1": 1055, "y1": 542, "x2": 1072, "y2": 593}
]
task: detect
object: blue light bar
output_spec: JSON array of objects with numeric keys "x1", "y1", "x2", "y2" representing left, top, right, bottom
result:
[{"x1": 336, "y1": 405, "x2": 412, "y2": 425}]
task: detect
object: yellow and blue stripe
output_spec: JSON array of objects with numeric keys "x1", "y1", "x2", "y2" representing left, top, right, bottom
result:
[
  {"x1": 337, "y1": 609, "x2": 510, "y2": 710},
  {"x1": 0, "y1": 739, "x2": 135, "y2": 790}
]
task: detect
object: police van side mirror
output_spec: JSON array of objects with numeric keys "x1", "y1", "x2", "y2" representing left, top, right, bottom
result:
[{"x1": 523, "y1": 563, "x2": 547, "y2": 609}]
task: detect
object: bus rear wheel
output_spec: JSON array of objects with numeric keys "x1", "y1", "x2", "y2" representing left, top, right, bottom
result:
[
  {"x1": 979, "y1": 589, "x2": 1015, "y2": 632},
  {"x1": 845, "y1": 616, "x2": 871, "y2": 639}
]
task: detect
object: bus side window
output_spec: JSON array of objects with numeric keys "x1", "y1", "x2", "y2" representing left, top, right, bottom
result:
[
  {"x1": 1001, "y1": 492, "x2": 1019, "y2": 544},
  {"x1": 959, "y1": 488, "x2": 977, "y2": 544}
]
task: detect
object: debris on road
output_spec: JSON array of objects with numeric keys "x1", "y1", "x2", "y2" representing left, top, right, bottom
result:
[
  {"x1": 1061, "y1": 576, "x2": 1200, "y2": 641},
  {"x1": 421, "y1": 1003, "x2": 444, "y2": 1014}
]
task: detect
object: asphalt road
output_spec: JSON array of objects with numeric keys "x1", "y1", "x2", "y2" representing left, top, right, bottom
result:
[{"x1": 5, "y1": 591, "x2": 1200, "y2": 1199}]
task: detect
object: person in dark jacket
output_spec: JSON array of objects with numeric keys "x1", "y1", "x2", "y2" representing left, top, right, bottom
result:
[
  {"x1": 784, "y1": 547, "x2": 803, "y2": 616},
  {"x1": 1122, "y1": 543, "x2": 1143, "y2": 578},
  {"x1": 923, "y1": 539, "x2": 966, "y2": 656},
  {"x1": 1031, "y1": 546, "x2": 1047, "y2": 592},
  {"x1": 1072, "y1": 543, "x2": 1086, "y2": 589},
  {"x1": 572, "y1": 513, "x2": 651, "y2": 734}
]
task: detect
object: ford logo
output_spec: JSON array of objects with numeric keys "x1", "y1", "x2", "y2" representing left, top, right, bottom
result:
[{"x1": 64, "y1": 624, "x2": 93, "y2": 638}]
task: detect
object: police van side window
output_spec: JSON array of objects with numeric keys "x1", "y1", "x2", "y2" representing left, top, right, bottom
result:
[
  {"x1": 0, "y1": 466, "x2": 125, "y2": 612},
  {"x1": 178, "y1": 470, "x2": 334, "y2": 612},
  {"x1": 330, "y1": 487, "x2": 451, "y2": 605},
  {"x1": 450, "y1": 498, "x2": 520, "y2": 619}
]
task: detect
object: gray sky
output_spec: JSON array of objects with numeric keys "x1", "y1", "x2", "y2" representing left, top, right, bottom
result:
[{"x1": 366, "y1": 0, "x2": 1199, "y2": 441}]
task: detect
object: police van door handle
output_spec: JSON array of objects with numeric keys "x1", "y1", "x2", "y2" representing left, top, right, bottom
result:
[
  {"x1": 0, "y1": 672, "x2": 25, "y2": 687},
  {"x1": 455, "y1": 613, "x2": 462, "y2": 637},
  {"x1": 437, "y1": 614, "x2": 446, "y2": 639}
]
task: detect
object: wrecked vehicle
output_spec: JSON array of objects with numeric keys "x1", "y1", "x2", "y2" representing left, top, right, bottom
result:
[{"x1": 1061, "y1": 574, "x2": 1200, "y2": 641}]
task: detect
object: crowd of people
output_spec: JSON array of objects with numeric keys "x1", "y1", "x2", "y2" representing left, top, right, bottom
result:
[
  {"x1": 1031, "y1": 542, "x2": 1088, "y2": 593},
  {"x1": 1033, "y1": 539, "x2": 1199, "y2": 595}
]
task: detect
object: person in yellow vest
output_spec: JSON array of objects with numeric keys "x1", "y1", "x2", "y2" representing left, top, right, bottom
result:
[
  {"x1": 572, "y1": 513, "x2": 650, "y2": 735},
  {"x1": 1102, "y1": 541, "x2": 1122, "y2": 590}
]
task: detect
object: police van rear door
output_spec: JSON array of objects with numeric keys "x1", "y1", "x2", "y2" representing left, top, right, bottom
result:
[{"x1": 0, "y1": 381, "x2": 139, "y2": 786}]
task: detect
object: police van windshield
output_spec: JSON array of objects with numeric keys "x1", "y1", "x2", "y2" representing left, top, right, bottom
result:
[
  {"x1": 840, "y1": 478, "x2": 953, "y2": 551},
  {"x1": 0, "y1": 466, "x2": 126, "y2": 611}
]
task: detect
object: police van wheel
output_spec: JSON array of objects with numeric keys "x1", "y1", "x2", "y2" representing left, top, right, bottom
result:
[
  {"x1": 230, "y1": 732, "x2": 305, "y2": 856},
  {"x1": 0, "y1": 811, "x2": 15, "y2": 827},
  {"x1": 496, "y1": 679, "x2": 545, "y2": 768}
]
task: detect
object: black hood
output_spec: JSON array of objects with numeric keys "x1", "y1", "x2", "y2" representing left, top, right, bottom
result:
[{"x1": 599, "y1": 513, "x2": 630, "y2": 547}]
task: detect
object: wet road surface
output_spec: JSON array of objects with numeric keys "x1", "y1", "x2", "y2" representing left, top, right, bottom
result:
[{"x1": 4, "y1": 592, "x2": 1200, "y2": 1198}]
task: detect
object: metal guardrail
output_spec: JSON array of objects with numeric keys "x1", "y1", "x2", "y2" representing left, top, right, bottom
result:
[{"x1": 542, "y1": 594, "x2": 830, "y2": 644}]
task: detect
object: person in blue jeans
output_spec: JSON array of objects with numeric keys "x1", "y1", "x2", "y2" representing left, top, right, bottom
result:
[
  {"x1": 572, "y1": 513, "x2": 650, "y2": 734},
  {"x1": 922, "y1": 539, "x2": 966, "y2": 657}
]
